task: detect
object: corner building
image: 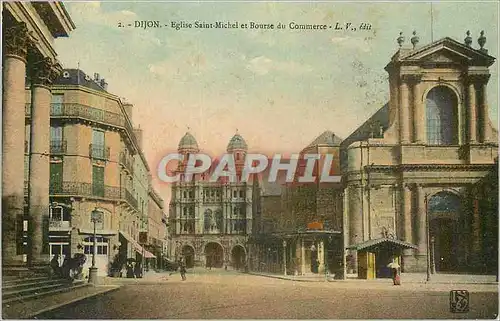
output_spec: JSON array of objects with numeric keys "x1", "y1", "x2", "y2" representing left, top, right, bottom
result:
[
  {"x1": 342, "y1": 33, "x2": 498, "y2": 274},
  {"x1": 169, "y1": 132, "x2": 253, "y2": 269}
]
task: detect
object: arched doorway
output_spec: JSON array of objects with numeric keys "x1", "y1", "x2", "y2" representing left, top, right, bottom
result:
[
  {"x1": 425, "y1": 86, "x2": 458, "y2": 145},
  {"x1": 428, "y1": 192, "x2": 461, "y2": 272},
  {"x1": 231, "y1": 245, "x2": 246, "y2": 270},
  {"x1": 182, "y1": 245, "x2": 195, "y2": 268},
  {"x1": 205, "y1": 242, "x2": 223, "y2": 268}
]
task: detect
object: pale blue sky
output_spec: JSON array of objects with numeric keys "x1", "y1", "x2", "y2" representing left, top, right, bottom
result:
[{"x1": 54, "y1": 1, "x2": 499, "y2": 199}]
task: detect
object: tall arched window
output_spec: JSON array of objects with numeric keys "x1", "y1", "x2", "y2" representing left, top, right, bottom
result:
[{"x1": 426, "y1": 86, "x2": 458, "y2": 145}]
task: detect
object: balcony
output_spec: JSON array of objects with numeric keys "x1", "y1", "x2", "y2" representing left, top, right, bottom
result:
[
  {"x1": 50, "y1": 140, "x2": 67, "y2": 155},
  {"x1": 119, "y1": 152, "x2": 134, "y2": 174},
  {"x1": 49, "y1": 219, "x2": 71, "y2": 231},
  {"x1": 123, "y1": 189, "x2": 138, "y2": 210},
  {"x1": 89, "y1": 143, "x2": 110, "y2": 161},
  {"x1": 25, "y1": 103, "x2": 140, "y2": 153},
  {"x1": 50, "y1": 181, "x2": 121, "y2": 199}
]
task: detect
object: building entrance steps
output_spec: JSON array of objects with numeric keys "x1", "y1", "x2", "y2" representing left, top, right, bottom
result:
[{"x1": 2, "y1": 282, "x2": 120, "y2": 319}]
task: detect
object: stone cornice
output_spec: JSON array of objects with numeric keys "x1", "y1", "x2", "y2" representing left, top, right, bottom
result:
[{"x1": 364, "y1": 163, "x2": 496, "y2": 172}]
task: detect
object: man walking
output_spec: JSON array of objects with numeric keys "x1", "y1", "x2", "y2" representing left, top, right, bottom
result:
[{"x1": 179, "y1": 260, "x2": 187, "y2": 281}]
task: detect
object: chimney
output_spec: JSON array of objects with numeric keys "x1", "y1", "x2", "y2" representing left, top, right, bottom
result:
[
  {"x1": 123, "y1": 103, "x2": 133, "y2": 121},
  {"x1": 134, "y1": 127, "x2": 143, "y2": 150},
  {"x1": 94, "y1": 73, "x2": 100, "y2": 81}
]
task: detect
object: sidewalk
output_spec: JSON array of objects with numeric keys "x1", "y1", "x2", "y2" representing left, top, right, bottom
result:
[{"x1": 247, "y1": 271, "x2": 499, "y2": 285}]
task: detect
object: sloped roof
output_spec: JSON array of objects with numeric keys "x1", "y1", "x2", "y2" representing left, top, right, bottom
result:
[
  {"x1": 53, "y1": 69, "x2": 107, "y2": 92},
  {"x1": 346, "y1": 238, "x2": 418, "y2": 251},
  {"x1": 305, "y1": 130, "x2": 343, "y2": 149}
]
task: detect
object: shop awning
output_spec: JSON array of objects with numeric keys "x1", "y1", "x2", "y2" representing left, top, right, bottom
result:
[
  {"x1": 346, "y1": 238, "x2": 418, "y2": 251},
  {"x1": 119, "y1": 231, "x2": 156, "y2": 259}
]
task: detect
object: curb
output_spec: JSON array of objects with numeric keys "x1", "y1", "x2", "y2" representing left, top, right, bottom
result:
[
  {"x1": 248, "y1": 273, "x2": 499, "y2": 285},
  {"x1": 29, "y1": 285, "x2": 121, "y2": 318}
]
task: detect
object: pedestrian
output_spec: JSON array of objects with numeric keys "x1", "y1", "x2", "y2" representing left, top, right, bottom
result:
[
  {"x1": 387, "y1": 260, "x2": 401, "y2": 285},
  {"x1": 50, "y1": 254, "x2": 62, "y2": 277},
  {"x1": 179, "y1": 261, "x2": 187, "y2": 281}
]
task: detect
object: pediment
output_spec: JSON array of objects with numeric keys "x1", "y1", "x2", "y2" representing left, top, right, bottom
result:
[{"x1": 400, "y1": 37, "x2": 495, "y2": 67}]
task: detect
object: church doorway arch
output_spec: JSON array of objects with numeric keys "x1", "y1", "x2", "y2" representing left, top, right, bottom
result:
[
  {"x1": 231, "y1": 245, "x2": 246, "y2": 270},
  {"x1": 205, "y1": 242, "x2": 224, "y2": 268},
  {"x1": 428, "y1": 191, "x2": 461, "y2": 272},
  {"x1": 181, "y1": 245, "x2": 195, "y2": 268}
]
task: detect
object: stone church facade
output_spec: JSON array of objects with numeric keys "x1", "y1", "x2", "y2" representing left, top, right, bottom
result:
[
  {"x1": 342, "y1": 33, "x2": 498, "y2": 273},
  {"x1": 169, "y1": 132, "x2": 253, "y2": 269}
]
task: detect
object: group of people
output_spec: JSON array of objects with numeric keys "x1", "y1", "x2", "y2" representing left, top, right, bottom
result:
[
  {"x1": 125, "y1": 261, "x2": 143, "y2": 278},
  {"x1": 50, "y1": 253, "x2": 87, "y2": 280}
]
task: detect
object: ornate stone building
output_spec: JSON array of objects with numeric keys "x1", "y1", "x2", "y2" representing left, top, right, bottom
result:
[
  {"x1": 169, "y1": 132, "x2": 253, "y2": 269},
  {"x1": 21, "y1": 68, "x2": 164, "y2": 276},
  {"x1": 342, "y1": 32, "x2": 498, "y2": 274},
  {"x1": 2, "y1": 2, "x2": 75, "y2": 271}
]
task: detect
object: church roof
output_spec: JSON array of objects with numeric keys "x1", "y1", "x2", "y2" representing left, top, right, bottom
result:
[
  {"x1": 305, "y1": 131, "x2": 343, "y2": 149},
  {"x1": 227, "y1": 133, "x2": 248, "y2": 152},
  {"x1": 178, "y1": 132, "x2": 199, "y2": 151}
]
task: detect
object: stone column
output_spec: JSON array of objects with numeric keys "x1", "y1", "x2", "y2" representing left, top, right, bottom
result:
[
  {"x1": 300, "y1": 238, "x2": 306, "y2": 275},
  {"x1": 318, "y1": 240, "x2": 325, "y2": 274},
  {"x1": 480, "y1": 82, "x2": 491, "y2": 143},
  {"x1": 282, "y1": 240, "x2": 287, "y2": 275},
  {"x1": 402, "y1": 185, "x2": 412, "y2": 251},
  {"x1": 412, "y1": 81, "x2": 425, "y2": 143},
  {"x1": 28, "y1": 57, "x2": 61, "y2": 267},
  {"x1": 415, "y1": 185, "x2": 427, "y2": 267},
  {"x1": 348, "y1": 186, "x2": 362, "y2": 272},
  {"x1": 2, "y1": 21, "x2": 30, "y2": 267},
  {"x1": 468, "y1": 82, "x2": 477, "y2": 144},
  {"x1": 399, "y1": 78, "x2": 410, "y2": 144}
]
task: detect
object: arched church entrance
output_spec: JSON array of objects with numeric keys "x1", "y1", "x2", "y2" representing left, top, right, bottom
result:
[
  {"x1": 428, "y1": 191, "x2": 461, "y2": 272},
  {"x1": 205, "y1": 242, "x2": 224, "y2": 268},
  {"x1": 231, "y1": 245, "x2": 246, "y2": 270},
  {"x1": 182, "y1": 245, "x2": 195, "y2": 268}
]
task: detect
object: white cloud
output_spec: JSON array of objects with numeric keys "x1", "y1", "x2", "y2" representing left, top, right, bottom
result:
[
  {"x1": 246, "y1": 56, "x2": 313, "y2": 76},
  {"x1": 70, "y1": 2, "x2": 138, "y2": 28},
  {"x1": 148, "y1": 53, "x2": 212, "y2": 78},
  {"x1": 331, "y1": 36, "x2": 372, "y2": 53}
]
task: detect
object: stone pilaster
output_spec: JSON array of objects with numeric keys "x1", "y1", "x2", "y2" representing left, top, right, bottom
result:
[
  {"x1": 2, "y1": 21, "x2": 30, "y2": 267},
  {"x1": 467, "y1": 81, "x2": 477, "y2": 144},
  {"x1": 402, "y1": 185, "x2": 412, "y2": 253},
  {"x1": 415, "y1": 185, "x2": 427, "y2": 271},
  {"x1": 348, "y1": 185, "x2": 362, "y2": 272},
  {"x1": 300, "y1": 238, "x2": 306, "y2": 275},
  {"x1": 399, "y1": 78, "x2": 410, "y2": 144},
  {"x1": 480, "y1": 82, "x2": 491, "y2": 143},
  {"x1": 412, "y1": 80, "x2": 425, "y2": 143}
]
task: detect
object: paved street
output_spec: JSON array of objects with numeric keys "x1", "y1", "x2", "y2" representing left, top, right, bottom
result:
[{"x1": 36, "y1": 270, "x2": 498, "y2": 319}]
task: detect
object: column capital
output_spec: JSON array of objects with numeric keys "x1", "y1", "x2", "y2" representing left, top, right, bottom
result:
[
  {"x1": 31, "y1": 57, "x2": 62, "y2": 87},
  {"x1": 3, "y1": 21, "x2": 31, "y2": 60},
  {"x1": 467, "y1": 74, "x2": 490, "y2": 85},
  {"x1": 401, "y1": 73, "x2": 422, "y2": 84}
]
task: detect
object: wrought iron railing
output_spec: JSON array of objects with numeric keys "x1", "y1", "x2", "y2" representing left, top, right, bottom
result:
[
  {"x1": 123, "y1": 188, "x2": 138, "y2": 209},
  {"x1": 49, "y1": 220, "x2": 70, "y2": 229},
  {"x1": 89, "y1": 143, "x2": 110, "y2": 160},
  {"x1": 49, "y1": 181, "x2": 121, "y2": 199},
  {"x1": 26, "y1": 103, "x2": 140, "y2": 152},
  {"x1": 119, "y1": 152, "x2": 134, "y2": 174},
  {"x1": 50, "y1": 140, "x2": 67, "y2": 154}
]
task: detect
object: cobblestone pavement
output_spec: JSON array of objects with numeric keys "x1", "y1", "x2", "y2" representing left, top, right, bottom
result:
[{"x1": 36, "y1": 271, "x2": 498, "y2": 319}]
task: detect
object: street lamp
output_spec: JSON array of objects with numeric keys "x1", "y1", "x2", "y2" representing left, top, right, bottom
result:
[
  {"x1": 89, "y1": 208, "x2": 103, "y2": 285},
  {"x1": 431, "y1": 236, "x2": 437, "y2": 274},
  {"x1": 282, "y1": 240, "x2": 287, "y2": 276},
  {"x1": 424, "y1": 194, "x2": 431, "y2": 282}
]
